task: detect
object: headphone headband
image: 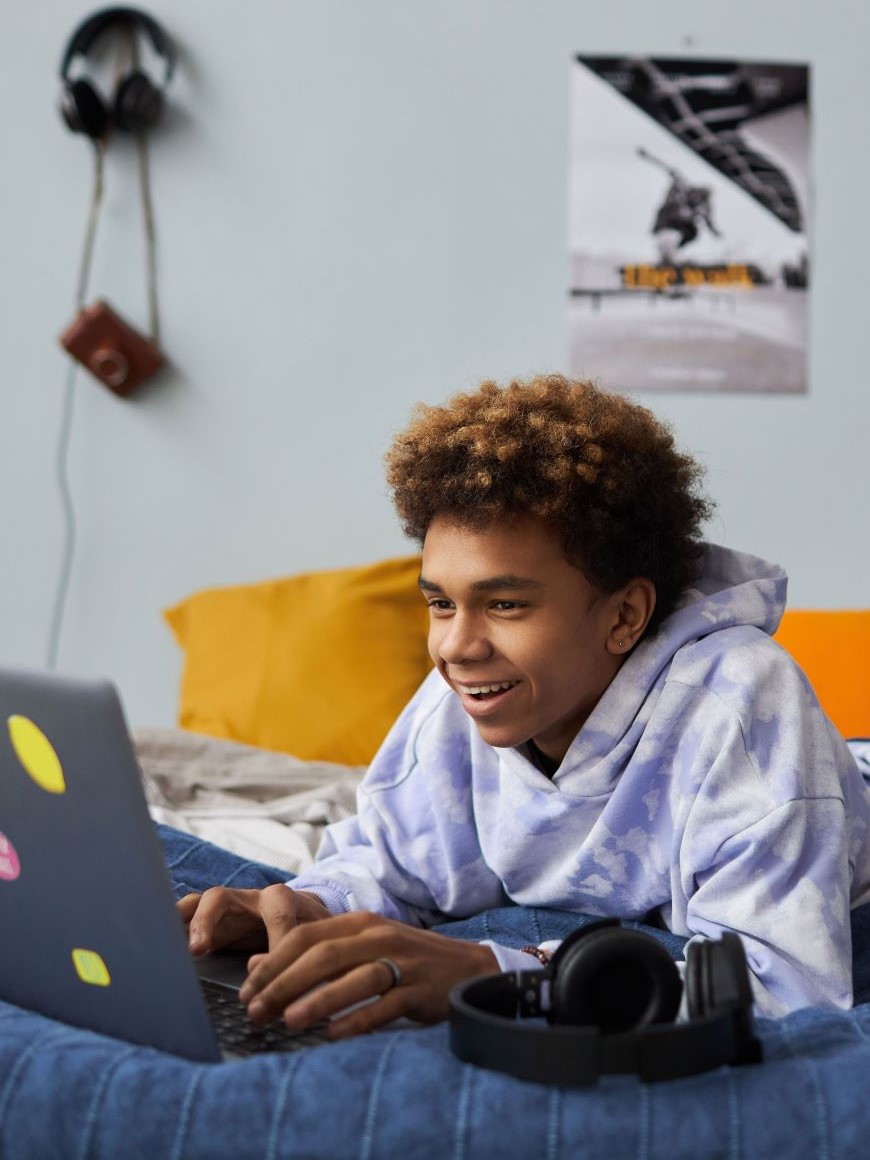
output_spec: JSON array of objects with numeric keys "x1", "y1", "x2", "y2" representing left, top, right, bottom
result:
[
  {"x1": 450, "y1": 975, "x2": 757, "y2": 1085},
  {"x1": 59, "y1": 7, "x2": 175, "y2": 85},
  {"x1": 449, "y1": 925, "x2": 762, "y2": 1086}
]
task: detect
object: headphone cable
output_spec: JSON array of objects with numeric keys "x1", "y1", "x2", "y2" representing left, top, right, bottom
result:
[
  {"x1": 48, "y1": 24, "x2": 163, "y2": 670},
  {"x1": 47, "y1": 27, "x2": 161, "y2": 669},
  {"x1": 45, "y1": 359, "x2": 79, "y2": 671},
  {"x1": 126, "y1": 24, "x2": 160, "y2": 343},
  {"x1": 137, "y1": 133, "x2": 160, "y2": 344},
  {"x1": 45, "y1": 140, "x2": 105, "y2": 671}
]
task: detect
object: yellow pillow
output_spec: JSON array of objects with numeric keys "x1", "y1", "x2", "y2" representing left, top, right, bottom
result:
[
  {"x1": 773, "y1": 610, "x2": 870, "y2": 739},
  {"x1": 164, "y1": 555, "x2": 432, "y2": 765}
]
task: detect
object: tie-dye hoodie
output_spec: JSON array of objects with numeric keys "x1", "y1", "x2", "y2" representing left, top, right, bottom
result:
[{"x1": 291, "y1": 544, "x2": 870, "y2": 1016}]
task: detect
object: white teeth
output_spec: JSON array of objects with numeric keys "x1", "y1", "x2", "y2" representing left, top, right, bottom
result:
[{"x1": 465, "y1": 681, "x2": 517, "y2": 695}]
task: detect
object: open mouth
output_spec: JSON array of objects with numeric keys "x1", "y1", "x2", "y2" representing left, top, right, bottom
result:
[{"x1": 462, "y1": 681, "x2": 519, "y2": 701}]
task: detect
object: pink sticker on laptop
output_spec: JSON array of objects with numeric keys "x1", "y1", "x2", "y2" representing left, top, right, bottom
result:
[{"x1": 0, "y1": 831, "x2": 20, "y2": 882}]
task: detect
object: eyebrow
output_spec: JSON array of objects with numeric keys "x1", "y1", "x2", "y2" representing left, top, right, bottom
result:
[{"x1": 418, "y1": 574, "x2": 545, "y2": 593}]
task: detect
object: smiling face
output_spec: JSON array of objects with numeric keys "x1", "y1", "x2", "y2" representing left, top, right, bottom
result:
[{"x1": 420, "y1": 514, "x2": 651, "y2": 765}]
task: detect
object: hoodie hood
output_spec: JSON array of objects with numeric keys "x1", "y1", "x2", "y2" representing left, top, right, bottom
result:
[
  {"x1": 569, "y1": 542, "x2": 788, "y2": 762},
  {"x1": 660, "y1": 541, "x2": 787, "y2": 647}
]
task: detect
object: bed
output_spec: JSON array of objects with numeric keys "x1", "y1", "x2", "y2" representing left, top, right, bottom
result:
[
  {"x1": 2, "y1": 812, "x2": 870, "y2": 1159},
  {"x1": 2, "y1": 557, "x2": 869, "y2": 1158}
]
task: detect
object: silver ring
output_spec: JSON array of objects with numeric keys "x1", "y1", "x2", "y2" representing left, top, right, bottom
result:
[{"x1": 375, "y1": 956, "x2": 402, "y2": 992}]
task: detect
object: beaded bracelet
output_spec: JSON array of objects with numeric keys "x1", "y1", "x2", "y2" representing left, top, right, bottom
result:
[{"x1": 520, "y1": 945, "x2": 553, "y2": 966}]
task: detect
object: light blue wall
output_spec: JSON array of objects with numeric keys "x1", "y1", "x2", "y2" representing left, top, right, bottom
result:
[{"x1": 2, "y1": 1, "x2": 868, "y2": 727}]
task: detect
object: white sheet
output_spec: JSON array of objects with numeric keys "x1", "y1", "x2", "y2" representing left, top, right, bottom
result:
[{"x1": 133, "y1": 727, "x2": 365, "y2": 876}]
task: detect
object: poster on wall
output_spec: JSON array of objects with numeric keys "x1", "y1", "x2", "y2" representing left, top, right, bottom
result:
[{"x1": 567, "y1": 57, "x2": 811, "y2": 393}]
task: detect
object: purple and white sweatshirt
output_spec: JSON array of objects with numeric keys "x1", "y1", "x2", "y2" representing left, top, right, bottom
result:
[{"x1": 291, "y1": 544, "x2": 870, "y2": 1016}]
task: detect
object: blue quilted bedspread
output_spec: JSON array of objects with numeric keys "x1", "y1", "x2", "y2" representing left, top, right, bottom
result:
[{"x1": 2, "y1": 825, "x2": 870, "y2": 1159}]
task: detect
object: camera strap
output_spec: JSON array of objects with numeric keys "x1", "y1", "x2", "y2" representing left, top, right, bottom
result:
[{"x1": 75, "y1": 29, "x2": 160, "y2": 344}]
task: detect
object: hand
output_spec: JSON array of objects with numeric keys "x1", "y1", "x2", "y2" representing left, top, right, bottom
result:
[
  {"x1": 176, "y1": 885, "x2": 330, "y2": 955},
  {"x1": 237, "y1": 911, "x2": 499, "y2": 1039}
]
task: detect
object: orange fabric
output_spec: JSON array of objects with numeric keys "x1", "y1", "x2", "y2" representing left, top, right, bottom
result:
[
  {"x1": 164, "y1": 555, "x2": 432, "y2": 765},
  {"x1": 773, "y1": 610, "x2": 870, "y2": 739}
]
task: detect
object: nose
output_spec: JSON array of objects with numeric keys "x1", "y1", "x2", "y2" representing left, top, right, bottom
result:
[{"x1": 432, "y1": 611, "x2": 493, "y2": 666}]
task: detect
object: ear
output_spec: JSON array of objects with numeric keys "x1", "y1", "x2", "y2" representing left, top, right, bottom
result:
[{"x1": 605, "y1": 578, "x2": 656, "y2": 656}]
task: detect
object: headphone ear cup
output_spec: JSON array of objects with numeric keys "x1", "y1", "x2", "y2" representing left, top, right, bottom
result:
[
  {"x1": 60, "y1": 78, "x2": 108, "y2": 139},
  {"x1": 685, "y1": 939, "x2": 706, "y2": 1019},
  {"x1": 686, "y1": 933, "x2": 752, "y2": 1020},
  {"x1": 114, "y1": 71, "x2": 164, "y2": 134},
  {"x1": 551, "y1": 925, "x2": 683, "y2": 1034}
]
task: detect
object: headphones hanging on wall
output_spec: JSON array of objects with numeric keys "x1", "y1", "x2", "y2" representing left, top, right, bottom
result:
[
  {"x1": 450, "y1": 920, "x2": 762, "y2": 1085},
  {"x1": 59, "y1": 7, "x2": 176, "y2": 140}
]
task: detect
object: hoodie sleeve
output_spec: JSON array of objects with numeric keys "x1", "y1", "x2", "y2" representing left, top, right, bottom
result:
[
  {"x1": 290, "y1": 670, "x2": 512, "y2": 926},
  {"x1": 684, "y1": 795, "x2": 853, "y2": 1016},
  {"x1": 288, "y1": 808, "x2": 443, "y2": 926},
  {"x1": 675, "y1": 661, "x2": 857, "y2": 1017}
]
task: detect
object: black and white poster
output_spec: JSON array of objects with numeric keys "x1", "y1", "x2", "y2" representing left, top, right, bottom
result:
[{"x1": 568, "y1": 57, "x2": 811, "y2": 393}]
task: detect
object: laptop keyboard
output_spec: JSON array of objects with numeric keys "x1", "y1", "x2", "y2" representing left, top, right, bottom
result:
[{"x1": 201, "y1": 978, "x2": 331, "y2": 1056}]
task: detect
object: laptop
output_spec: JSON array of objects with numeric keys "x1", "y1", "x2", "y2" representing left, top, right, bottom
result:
[{"x1": 0, "y1": 666, "x2": 329, "y2": 1062}]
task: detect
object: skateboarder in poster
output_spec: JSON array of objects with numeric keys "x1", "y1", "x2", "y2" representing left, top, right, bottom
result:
[{"x1": 638, "y1": 147, "x2": 722, "y2": 264}]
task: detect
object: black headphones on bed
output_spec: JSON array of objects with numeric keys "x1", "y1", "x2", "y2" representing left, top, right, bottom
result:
[
  {"x1": 59, "y1": 7, "x2": 176, "y2": 140},
  {"x1": 449, "y1": 920, "x2": 762, "y2": 1085}
]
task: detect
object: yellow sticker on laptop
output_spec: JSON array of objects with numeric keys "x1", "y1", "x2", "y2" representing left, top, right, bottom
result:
[
  {"x1": 72, "y1": 948, "x2": 111, "y2": 987},
  {"x1": 6, "y1": 716, "x2": 66, "y2": 794}
]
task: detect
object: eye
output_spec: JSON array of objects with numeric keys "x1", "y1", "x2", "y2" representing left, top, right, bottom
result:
[
  {"x1": 426, "y1": 599, "x2": 454, "y2": 614},
  {"x1": 492, "y1": 601, "x2": 525, "y2": 612}
]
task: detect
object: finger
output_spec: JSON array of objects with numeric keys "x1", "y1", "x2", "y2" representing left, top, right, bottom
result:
[
  {"x1": 185, "y1": 887, "x2": 227, "y2": 952},
  {"x1": 244, "y1": 941, "x2": 349, "y2": 1019},
  {"x1": 187, "y1": 886, "x2": 255, "y2": 953},
  {"x1": 242, "y1": 923, "x2": 387, "y2": 1016},
  {"x1": 258, "y1": 884, "x2": 303, "y2": 952},
  {"x1": 176, "y1": 894, "x2": 202, "y2": 924},
  {"x1": 277, "y1": 961, "x2": 399, "y2": 1031},
  {"x1": 239, "y1": 914, "x2": 375, "y2": 1002},
  {"x1": 327, "y1": 986, "x2": 412, "y2": 1040}
]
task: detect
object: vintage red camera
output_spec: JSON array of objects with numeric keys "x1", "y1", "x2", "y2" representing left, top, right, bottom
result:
[{"x1": 59, "y1": 299, "x2": 164, "y2": 396}]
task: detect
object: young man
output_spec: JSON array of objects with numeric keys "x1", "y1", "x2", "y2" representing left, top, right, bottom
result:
[{"x1": 179, "y1": 375, "x2": 870, "y2": 1038}]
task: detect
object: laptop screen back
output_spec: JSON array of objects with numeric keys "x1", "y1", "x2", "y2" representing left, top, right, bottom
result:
[{"x1": 0, "y1": 668, "x2": 220, "y2": 1062}]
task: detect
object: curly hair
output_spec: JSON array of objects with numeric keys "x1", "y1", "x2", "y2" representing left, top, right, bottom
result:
[{"x1": 385, "y1": 374, "x2": 713, "y2": 632}]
